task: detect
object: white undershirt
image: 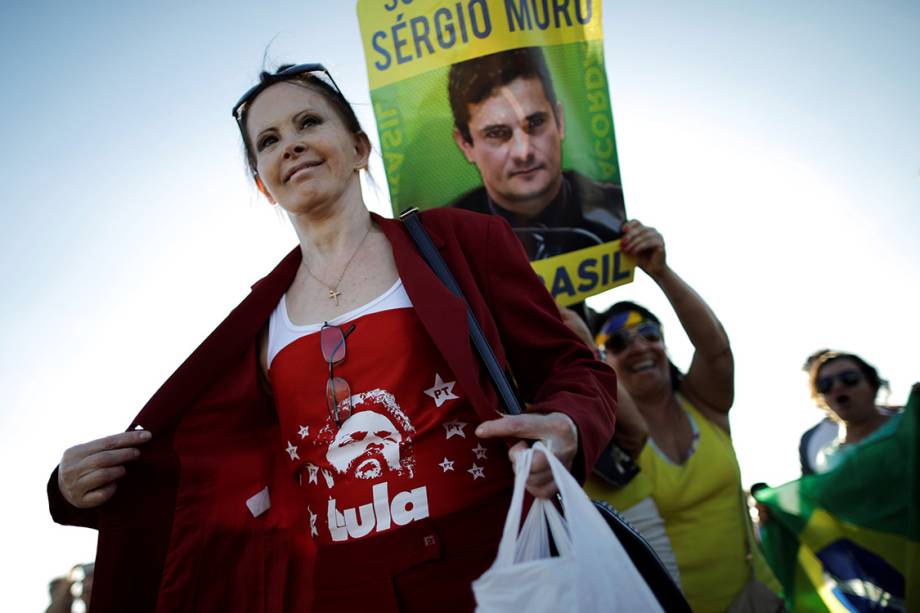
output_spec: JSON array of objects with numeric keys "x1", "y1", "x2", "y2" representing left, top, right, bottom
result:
[{"x1": 266, "y1": 278, "x2": 412, "y2": 369}]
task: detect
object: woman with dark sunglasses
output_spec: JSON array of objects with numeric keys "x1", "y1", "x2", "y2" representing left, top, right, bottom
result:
[
  {"x1": 806, "y1": 351, "x2": 901, "y2": 473},
  {"x1": 47, "y1": 64, "x2": 616, "y2": 611},
  {"x1": 583, "y1": 220, "x2": 780, "y2": 613}
]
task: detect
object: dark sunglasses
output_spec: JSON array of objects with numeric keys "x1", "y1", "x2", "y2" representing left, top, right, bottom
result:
[
  {"x1": 604, "y1": 322, "x2": 662, "y2": 355},
  {"x1": 815, "y1": 370, "x2": 862, "y2": 395},
  {"x1": 321, "y1": 322, "x2": 356, "y2": 426},
  {"x1": 231, "y1": 63, "x2": 343, "y2": 123}
]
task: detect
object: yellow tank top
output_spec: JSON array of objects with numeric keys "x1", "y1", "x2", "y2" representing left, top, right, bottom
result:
[{"x1": 586, "y1": 397, "x2": 749, "y2": 613}]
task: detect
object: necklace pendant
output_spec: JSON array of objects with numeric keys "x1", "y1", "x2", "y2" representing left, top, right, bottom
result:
[{"x1": 328, "y1": 289, "x2": 342, "y2": 305}]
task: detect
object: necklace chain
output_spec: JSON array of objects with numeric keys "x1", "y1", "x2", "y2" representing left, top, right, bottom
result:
[{"x1": 301, "y1": 223, "x2": 372, "y2": 306}]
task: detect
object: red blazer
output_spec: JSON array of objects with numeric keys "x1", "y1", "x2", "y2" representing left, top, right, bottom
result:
[{"x1": 48, "y1": 209, "x2": 617, "y2": 612}]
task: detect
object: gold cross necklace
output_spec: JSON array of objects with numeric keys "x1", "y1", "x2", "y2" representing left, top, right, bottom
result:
[{"x1": 301, "y1": 223, "x2": 372, "y2": 306}]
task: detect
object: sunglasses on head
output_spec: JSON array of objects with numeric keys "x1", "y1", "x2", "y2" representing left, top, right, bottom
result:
[
  {"x1": 604, "y1": 322, "x2": 662, "y2": 355},
  {"x1": 231, "y1": 63, "x2": 343, "y2": 124},
  {"x1": 815, "y1": 369, "x2": 862, "y2": 395}
]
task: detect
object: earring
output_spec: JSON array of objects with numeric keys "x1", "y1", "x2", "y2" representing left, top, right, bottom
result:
[{"x1": 254, "y1": 176, "x2": 276, "y2": 204}]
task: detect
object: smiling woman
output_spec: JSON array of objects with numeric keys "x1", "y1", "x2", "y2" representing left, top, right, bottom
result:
[
  {"x1": 584, "y1": 220, "x2": 782, "y2": 613},
  {"x1": 46, "y1": 62, "x2": 616, "y2": 611}
]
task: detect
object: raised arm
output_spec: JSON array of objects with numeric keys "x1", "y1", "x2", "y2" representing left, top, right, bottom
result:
[{"x1": 622, "y1": 220, "x2": 734, "y2": 418}]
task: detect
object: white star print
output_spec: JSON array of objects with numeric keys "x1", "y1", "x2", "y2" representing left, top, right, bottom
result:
[
  {"x1": 472, "y1": 443, "x2": 488, "y2": 460},
  {"x1": 468, "y1": 464, "x2": 485, "y2": 480},
  {"x1": 307, "y1": 464, "x2": 319, "y2": 485},
  {"x1": 321, "y1": 469, "x2": 334, "y2": 488},
  {"x1": 439, "y1": 457, "x2": 455, "y2": 472},
  {"x1": 424, "y1": 373, "x2": 460, "y2": 407},
  {"x1": 443, "y1": 420, "x2": 468, "y2": 440},
  {"x1": 298, "y1": 425, "x2": 310, "y2": 439},
  {"x1": 285, "y1": 441, "x2": 299, "y2": 461},
  {"x1": 308, "y1": 506, "x2": 318, "y2": 537}
]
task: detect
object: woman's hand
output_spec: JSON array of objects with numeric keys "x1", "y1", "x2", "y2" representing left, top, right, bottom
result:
[
  {"x1": 58, "y1": 430, "x2": 152, "y2": 509},
  {"x1": 475, "y1": 412, "x2": 578, "y2": 498},
  {"x1": 621, "y1": 220, "x2": 668, "y2": 279}
]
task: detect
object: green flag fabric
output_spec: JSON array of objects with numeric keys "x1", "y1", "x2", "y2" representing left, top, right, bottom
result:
[{"x1": 755, "y1": 391, "x2": 919, "y2": 612}]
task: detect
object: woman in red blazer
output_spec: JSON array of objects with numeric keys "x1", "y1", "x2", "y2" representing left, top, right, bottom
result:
[{"x1": 49, "y1": 64, "x2": 617, "y2": 612}]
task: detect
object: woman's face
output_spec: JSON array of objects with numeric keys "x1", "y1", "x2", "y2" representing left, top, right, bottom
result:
[
  {"x1": 815, "y1": 358, "x2": 877, "y2": 423},
  {"x1": 605, "y1": 324, "x2": 671, "y2": 398},
  {"x1": 245, "y1": 82, "x2": 369, "y2": 214}
]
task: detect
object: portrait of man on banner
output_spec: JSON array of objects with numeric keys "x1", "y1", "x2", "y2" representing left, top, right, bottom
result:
[
  {"x1": 447, "y1": 46, "x2": 626, "y2": 261},
  {"x1": 357, "y1": 0, "x2": 635, "y2": 304}
]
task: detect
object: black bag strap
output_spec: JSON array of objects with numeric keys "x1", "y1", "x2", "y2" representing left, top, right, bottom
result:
[
  {"x1": 399, "y1": 207, "x2": 692, "y2": 613},
  {"x1": 400, "y1": 207, "x2": 521, "y2": 416}
]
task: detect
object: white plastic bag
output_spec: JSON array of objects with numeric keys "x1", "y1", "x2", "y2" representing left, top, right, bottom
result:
[{"x1": 472, "y1": 442, "x2": 664, "y2": 612}]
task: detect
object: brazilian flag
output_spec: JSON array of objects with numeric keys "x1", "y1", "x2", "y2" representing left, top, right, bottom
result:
[{"x1": 755, "y1": 390, "x2": 918, "y2": 612}]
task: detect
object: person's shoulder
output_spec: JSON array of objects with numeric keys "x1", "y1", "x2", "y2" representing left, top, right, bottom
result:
[
  {"x1": 800, "y1": 417, "x2": 836, "y2": 440},
  {"x1": 412, "y1": 208, "x2": 519, "y2": 263},
  {"x1": 880, "y1": 409, "x2": 906, "y2": 430},
  {"x1": 878, "y1": 404, "x2": 904, "y2": 416}
]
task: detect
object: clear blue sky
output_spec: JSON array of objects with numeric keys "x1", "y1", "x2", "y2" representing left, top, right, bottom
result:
[{"x1": 1, "y1": 1, "x2": 918, "y2": 609}]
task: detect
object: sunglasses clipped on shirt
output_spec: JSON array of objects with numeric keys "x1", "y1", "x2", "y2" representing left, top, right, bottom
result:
[
  {"x1": 815, "y1": 370, "x2": 863, "y2": 395},
  {"x1": 231, "y1": 63, "x2": 343, "y2": 124},
  {"x1": 604, "y1": 322, "x2": 663, "y2": 355},
  {"x1": 321, "y1": 322, "x2": 356, "y2": 427}
]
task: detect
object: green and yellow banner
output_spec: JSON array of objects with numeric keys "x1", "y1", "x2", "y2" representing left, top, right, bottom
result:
[
  {"x1": 357, "y1": 0, "x2": 633, "y2": 304},
  {"x1": 755, "y1": 392, "x2": 919, "y2": 612}
]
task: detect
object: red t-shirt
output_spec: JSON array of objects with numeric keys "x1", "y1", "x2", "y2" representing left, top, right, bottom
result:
[{"x1": 270, "y1": 307, "x2": 513, "y2": 545}]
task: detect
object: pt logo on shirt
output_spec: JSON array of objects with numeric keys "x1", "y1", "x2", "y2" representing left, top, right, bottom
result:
[
  {"x1": 424, "y1": 373, "x2": 459, "y2": 408},
  {"x1": 327, "y1": 482, "x2": 430, "y2": 541}
]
